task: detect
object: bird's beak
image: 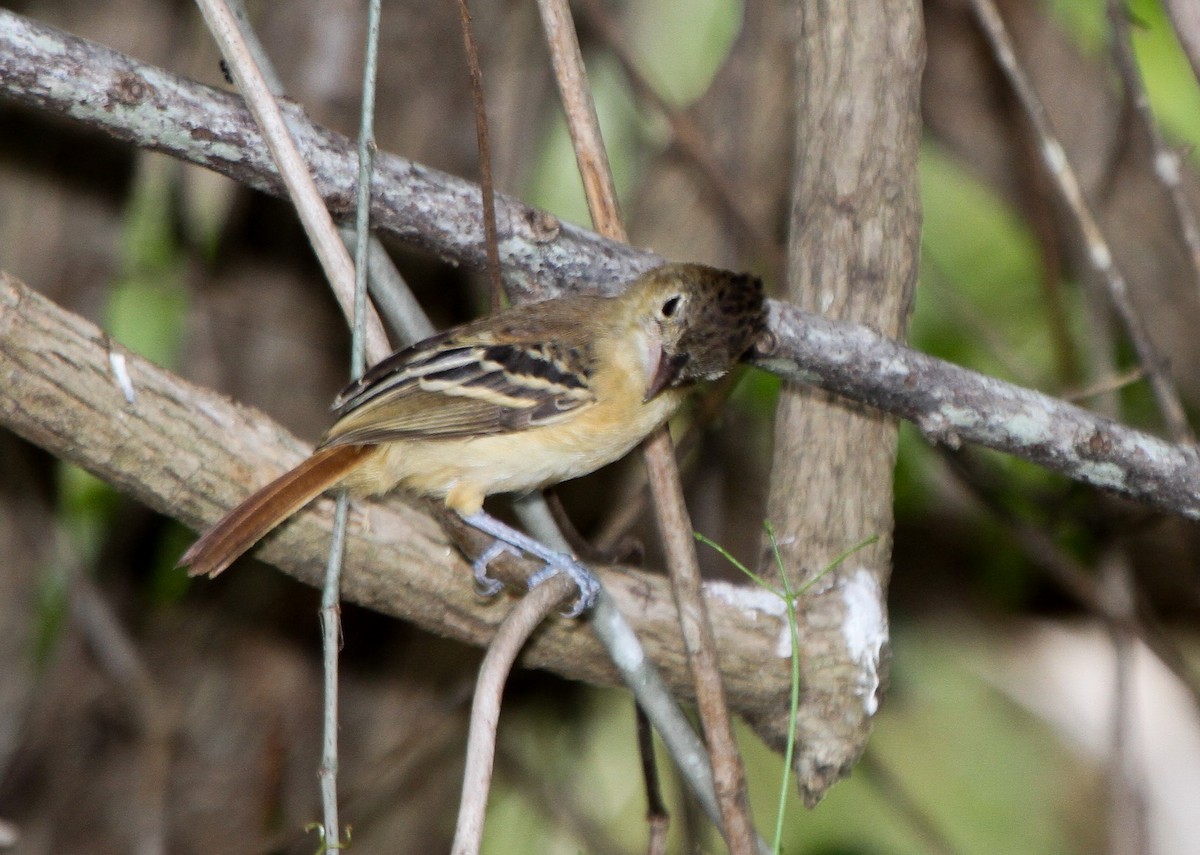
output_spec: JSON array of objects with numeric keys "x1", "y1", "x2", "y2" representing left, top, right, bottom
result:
[{"x1": 643, "y1": 352, "x2": 689, "y2": 402}]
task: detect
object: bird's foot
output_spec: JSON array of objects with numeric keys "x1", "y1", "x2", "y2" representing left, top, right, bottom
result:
[{"x1": 461, "y1": 510, "x2": 601, "y2": 617}]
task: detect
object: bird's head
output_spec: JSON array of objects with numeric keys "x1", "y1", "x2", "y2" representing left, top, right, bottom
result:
[{"x1": 627, "y1": 263, "x2": 766, "y2": 402}]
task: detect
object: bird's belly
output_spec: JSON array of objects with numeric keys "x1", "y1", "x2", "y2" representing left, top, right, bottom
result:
[{"x1": 341, "y1": 390, "x2": 682, "y2": 513}]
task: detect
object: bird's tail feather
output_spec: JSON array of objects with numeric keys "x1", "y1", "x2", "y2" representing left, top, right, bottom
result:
[{"x1": 180, "y1": 444, "x2": 374, "y2": 578}]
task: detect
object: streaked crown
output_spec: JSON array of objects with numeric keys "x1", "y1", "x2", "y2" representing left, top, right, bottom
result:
[{"x1": 632, "y1": 263, "x2": 766, "y2": 386}]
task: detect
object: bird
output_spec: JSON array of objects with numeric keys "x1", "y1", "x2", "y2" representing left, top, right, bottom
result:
[{"x1": 180, "y1": 262, "x2": 766, "y2": 615}]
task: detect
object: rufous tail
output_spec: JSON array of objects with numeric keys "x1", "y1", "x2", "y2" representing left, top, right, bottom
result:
[{"x1": 180, "y1": 444, "x2": 375, "y2": 578}]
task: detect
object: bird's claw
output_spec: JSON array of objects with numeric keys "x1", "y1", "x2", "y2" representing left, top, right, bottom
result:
[
  {"x1": 475, "y1": 540, "x2": 600, "y2": 616},
  {"x1": 472, "y1": 540, "x2": 520, "y2": 597},
  {"x1": 527, "y1": 554, "x2": 601, "y2": 618}
]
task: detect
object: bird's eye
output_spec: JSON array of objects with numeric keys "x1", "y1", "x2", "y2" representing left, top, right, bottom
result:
[{"x1": 661, "y1": 295, "x2": 682, "y2": 318}]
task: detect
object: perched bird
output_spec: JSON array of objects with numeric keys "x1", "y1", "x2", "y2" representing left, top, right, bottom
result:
[{"x1": 180, "y1": 262, "x2": 765, "y2": 614}]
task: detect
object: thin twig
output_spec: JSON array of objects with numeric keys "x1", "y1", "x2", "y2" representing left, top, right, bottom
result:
[
  {"x1": 534, "y1": 0, "x2": 625, "y2": 240},
  {"x1": 572, "y1": 0, "x2": 784, "y2": 282},
  {"x1": 319, "y1": 0, "x2": 383, "y2": 846},
  {"x1": 220, "y1": 2, "x2": 387, "y2": 844},
  {"x1": 1108, "y1": 0, "x2": 1200, "y2": 301},
  {"x1": 968, "y1": 0, "x2": 1193, "y2": 442},
  {"x1": 587, "y1": 588, "x2": 727, "y2": 833},
  {"x1": 1163, "y1": 0, "x2": 1200, "y2": 87},
  {"x1": 533, "y1": 1, "x2": 759, "y2": 850},
  {"x1": 1060, "y1": 366, "x2": 1147, "y2": 403},
  {"x1": 1099, "y1": 551, "x2": 1150, "y2": 855},
  {"x1": 456, "y1": 0, "x2": 505, "y2": 308},
  {"x1": 350, "y1": 0, "x2": 381, "y2": 382},
  {"x1": 191, "y1": 0, "x2": 390, "y2": 365},
  {"x1": 451, "y1": 573, "x2": 576, "y2": 855},
  {"x1": 319, "y1": 494, "x2": 349, "y2": 848},
  {"x1": 635, "y1": 705, "x2": 671, "y2": 855},
  {"x1": 641, "y1": 430, "x2": 757, "y2": 853}
]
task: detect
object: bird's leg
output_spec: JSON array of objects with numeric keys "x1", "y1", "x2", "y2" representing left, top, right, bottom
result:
[{"x1": 459, "y1": 510, "x2": 601, "y2": 617}]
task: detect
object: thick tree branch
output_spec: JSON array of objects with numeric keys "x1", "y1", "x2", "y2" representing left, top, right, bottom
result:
[{"x1": 769, "y1": 0, "x2": 922, "y2": 804}]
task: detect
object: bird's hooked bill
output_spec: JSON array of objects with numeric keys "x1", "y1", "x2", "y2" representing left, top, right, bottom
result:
[{"x1": 643, "y1": 352, "x2": 689, "y2": 402}]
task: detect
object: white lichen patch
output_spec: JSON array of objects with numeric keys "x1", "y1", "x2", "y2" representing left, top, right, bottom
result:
[
  {"x1": 1004, "y1": 411, "x2": 1055, "y2": 443},
  {"x1": 841, "y1": 568, "x2": 888, "y2": 716},
  {"x1": 1074, "y1": 460, "x2": 1127, "y2": 491},
  {"x1": 704, "y1": 580, "x2": 790, "y2": 658},
  {"x1": 108, "y1": 351, "x2": 135, "y2": 404}
]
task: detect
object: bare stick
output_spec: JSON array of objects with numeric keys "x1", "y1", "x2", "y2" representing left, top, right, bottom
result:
[
  {"x1": 191, "y1": 0, "x2": 390, "y2": 364},
  {"x1": 968, "y1": 0, "x2": 1192, "y2": 442},
  {"x1": 572, "y1": 0, "x2": 783, "y2": 280},
  {"x1": 642, "y1": 430, "x2": 757, "y2": 853},
  {"x1": 753, "y1": 300, "x2": 1200, "y2": 519},
  {"x1": 635, "y1": 705, "x2": 670, "y2": 855},
  {"x1": 1108, "y1": 0, "x2": 1200, "y2": 300},
  {"x1": 1099, "y1": 552, "x2": 1150, "y2": 855},
  {"x1": 534, "y1": 0, "x2": 624, "y2": 240},
  {"x1": 534, "y1": 1, "x2": 759, "y2": 850},
  {"x1": 318, "y1": 494, "x2": 349, "y2": 847},
  {"x1": 587, "y1": 588, "x2": 725, "y2": 828},
  {"x1": 1164, "y1": 0, "x2": 1200, "y2": 86},
  {"x1": 510, "y1": 483, "x2": 731, "y2": 827},
  {"x1": 319, "y1": 0, "x2": 383, "y2": 845},
  {"x1": 452, "y1": 573, "x2": 575, "y2": 855},
  {"x1": 350, "y1": 0, "x2": 382, "y2": 381},
  {"x1": 456, "y1": 0, "x2": 505, "y2": 307}
]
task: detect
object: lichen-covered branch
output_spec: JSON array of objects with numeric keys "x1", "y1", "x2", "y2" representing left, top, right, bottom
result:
[{"x1": 755, "y1": 302, "x2": 1200, "y2": 519}]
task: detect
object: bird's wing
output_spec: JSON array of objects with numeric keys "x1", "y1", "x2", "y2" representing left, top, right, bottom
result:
[{"x1": 320, "y1": 320, "x2": 599, "y2": 447}]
